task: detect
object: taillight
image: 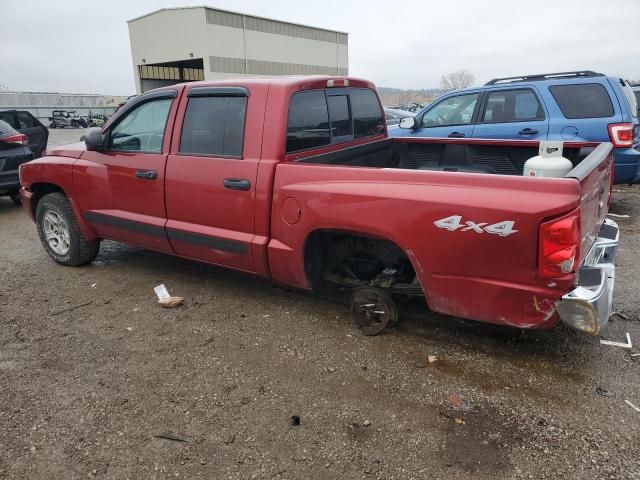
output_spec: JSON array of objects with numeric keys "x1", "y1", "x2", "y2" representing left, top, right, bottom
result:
[
  {"x1": 608, "y1": 123, "x2": 634, "y2": 147},
  {"x1": 539, "y1": 210, "x2": 580, "y2": 278},
  {"x1": 1, "y1": 133, "x2": 28, "y2": 145}
]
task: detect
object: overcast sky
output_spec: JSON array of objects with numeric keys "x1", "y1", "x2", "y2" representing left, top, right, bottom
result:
[{"x1": 1, "y1": 0, "x2": 638, "y2": 95}]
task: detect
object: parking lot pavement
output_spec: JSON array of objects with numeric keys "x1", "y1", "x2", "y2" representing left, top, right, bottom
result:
[
  {"x1": 0, "y1": 129, "x2": 639, "y2": 479},
  {"x1": 46, "y1": 126, "x2": 86, "y2": 148}
]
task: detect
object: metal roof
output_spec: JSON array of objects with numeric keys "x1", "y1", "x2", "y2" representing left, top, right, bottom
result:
[{"x1": 127, "y1": 5, "x2": 349, "y2": 35}]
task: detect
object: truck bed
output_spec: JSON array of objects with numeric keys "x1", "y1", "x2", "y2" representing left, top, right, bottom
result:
[
  {"x1": 297, "y1": 137, "x2": 596, "y2": 176},
  {"x1": 269, "y1": 137, "x2": 614, "y2": 331}
]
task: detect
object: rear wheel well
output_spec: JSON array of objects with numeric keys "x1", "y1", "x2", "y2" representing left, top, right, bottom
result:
[{"x1": 304, "y1": 230, "x2": 421, "y2": 295}]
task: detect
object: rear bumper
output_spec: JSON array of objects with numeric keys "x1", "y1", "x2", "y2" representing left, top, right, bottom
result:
[
  {"x1": 0, "y1": 170, "x2": 20, "y2": 195},
  {"x1": 613, "y1": 148, "x2": 640, "y2": 184},
  {"x1": 556, "y1": 219, "x2": 619, "y2": 335}
]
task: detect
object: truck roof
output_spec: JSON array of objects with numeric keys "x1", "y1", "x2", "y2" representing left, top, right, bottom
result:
[{"x1": 148, "y1": 76, "x2": 377, "y2": 95}]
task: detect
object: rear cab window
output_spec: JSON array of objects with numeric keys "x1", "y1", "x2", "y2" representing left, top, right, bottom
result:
[
  {"x1": 286, "y1": 88, "x2": 384, "y2": 153},
  {"x1": 549, "y1": 83, "x2": 614, "y2": 119}
]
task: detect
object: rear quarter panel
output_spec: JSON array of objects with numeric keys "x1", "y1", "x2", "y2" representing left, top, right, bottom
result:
[
  {"x1": 541, "y1": 79, "x2": 623, "y2": 142},
  {"x1": 269, "y1": 163, "x2": 582, "y2": 329}
]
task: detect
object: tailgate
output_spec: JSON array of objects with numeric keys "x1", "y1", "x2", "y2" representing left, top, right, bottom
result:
[{"x1": 566, "y1": 142, "x2": 614, "y2": 263}]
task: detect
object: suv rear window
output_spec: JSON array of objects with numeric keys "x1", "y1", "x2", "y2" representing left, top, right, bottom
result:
[
  {"x1": 549, "y1": 83, "x2": 614, "y2": 119},
  {"x1": 286, "y1": 88, "x2": 384, "y2": 153}
]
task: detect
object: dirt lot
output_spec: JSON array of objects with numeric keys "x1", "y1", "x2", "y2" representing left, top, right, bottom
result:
[{"x1": 1, "y1": 128, "x2": 639, "y2": 479}]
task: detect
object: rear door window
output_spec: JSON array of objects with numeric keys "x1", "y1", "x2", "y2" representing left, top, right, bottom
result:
[
  {"x1": 549, "y1": 83, "x2": 614, "y2": 119},
  {"x1": 179, "y1": 96, "x2": 247, "y2": 157},
  {"x1": 17, "y1": 111, "x2": 38, "y2": 128},
  {"x1": 482, "y1": 89, "x2": 544, "y2": 123}
]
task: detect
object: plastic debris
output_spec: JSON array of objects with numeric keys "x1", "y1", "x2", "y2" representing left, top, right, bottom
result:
[
  {"x1": 363, "y1": 419, "x2": 372, "y2": 426},
  {"x1": 600, "y1": 333, "x2": 632, "y2": 349},
  {"x1": 625, "y1": 400, "x2": 640, "y2": 413},
  {"x1": 428, "y1": 355, "x2": 438, "y2": 364},
  {"x1": 447, "y1": 393, "x2": 465, "y2": 410},
  {"x1": 154, "y1": 284, "x2": 184, "y2": 308},
  {"x1": 595, "y1": 386, "x2": 610, "y2": 396},
  {"x1": 290, "y1": 415, "x2": 300, "y2": 426},
  {"x1": 606, "y1": 213, "x2": 630, "y2": 218},
  {"x1": 454, "y1": 418, "x2": 464, "y2": 425},
  {"x1": 90, "y1": 283, "x2": 97, "y2": 288}
]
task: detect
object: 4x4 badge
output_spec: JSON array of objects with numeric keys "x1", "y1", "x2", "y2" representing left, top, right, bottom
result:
[{"x1": 434, "y1": 215, "x2": 518, "y2": 237}]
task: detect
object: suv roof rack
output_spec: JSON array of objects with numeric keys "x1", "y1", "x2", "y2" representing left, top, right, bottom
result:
[{"x1": 485, "y1": 71, "x2": 604, "y2": 86}]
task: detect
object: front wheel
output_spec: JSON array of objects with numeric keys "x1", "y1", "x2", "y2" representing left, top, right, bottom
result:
[{"x1": 36, "y1": 192, "x2": 99, "y2": 266}]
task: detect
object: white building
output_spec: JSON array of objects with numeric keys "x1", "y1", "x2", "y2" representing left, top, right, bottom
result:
[{"x1": 127, "y1": 6, "x2": 349, "y2": 93}]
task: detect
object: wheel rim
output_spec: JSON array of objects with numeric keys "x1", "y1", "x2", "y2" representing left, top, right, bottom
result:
[{"x1": 42, "y1": 210, "x2": 70, "y2": 255}]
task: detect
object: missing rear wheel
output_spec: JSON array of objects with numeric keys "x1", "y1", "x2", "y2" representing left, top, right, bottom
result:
[{"x1": 350, "y1": 287, "x2": 398, "y2": 336}]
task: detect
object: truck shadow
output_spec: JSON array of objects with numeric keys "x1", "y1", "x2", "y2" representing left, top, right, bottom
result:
[{"x1": 91, "y1": 239, "x2": 598, "y2": 391}]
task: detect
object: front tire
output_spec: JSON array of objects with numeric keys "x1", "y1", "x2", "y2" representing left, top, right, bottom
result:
[{"x1": 36, "y1": 192, "x2": 99, "y2": 266}]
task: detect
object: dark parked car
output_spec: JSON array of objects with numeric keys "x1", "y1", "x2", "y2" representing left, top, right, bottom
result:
[
  {"x1": 0, "y1": 119, "x2": 33, "y2": 205},
  {"x1": 0, "y1": 110, "x2": 48, "y2": 158},
  {"x1": 384, "y1": 107, "x2": 415, "y2": 125}
]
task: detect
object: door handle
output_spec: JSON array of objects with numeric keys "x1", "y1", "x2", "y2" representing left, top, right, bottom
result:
[
  {"x1": 518, "y1": 128, "x2": 539, "y2": 136},
  {"x1": 448, "y1": 132, "x2": 465, "y2": 138},
  {"x1": 135, "y1": 169, "x2": 158, "y2": 180},
  {"x1": 223, "y1": 178, "x2": 251, "y2": 191}
]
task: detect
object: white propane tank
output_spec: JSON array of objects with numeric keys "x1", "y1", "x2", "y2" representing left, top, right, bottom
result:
[{"x1": 523, "y1": 141, "x2": 573, "y2": 178}]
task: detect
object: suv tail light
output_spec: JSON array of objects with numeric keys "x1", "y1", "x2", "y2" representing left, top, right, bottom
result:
[
  {"x1": 539, "y1": 209, "x2": 580, "y2": 278},
  {"x1": 608, "y1": 123, "x2": 634, "y2": 147},
  {"x1": 1, "y1": 133, "x2": 28, "y2": 145}
]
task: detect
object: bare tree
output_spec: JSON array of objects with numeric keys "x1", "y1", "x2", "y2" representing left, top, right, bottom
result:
[{"x1": 440, "y1": 70, "x2": 475, "y2": 91}]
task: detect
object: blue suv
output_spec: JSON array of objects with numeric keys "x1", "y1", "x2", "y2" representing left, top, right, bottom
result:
[{"x1": 390, "y1": 71, "x2": 640, "y2": 183}]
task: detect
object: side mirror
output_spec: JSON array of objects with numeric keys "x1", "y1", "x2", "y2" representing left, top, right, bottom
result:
[
  {"x1": 84, "y1": 127, "x2": 105, "y2": 151},
  {"x1": 399, "y1": 116, "x2": 416, "y2": 129}
]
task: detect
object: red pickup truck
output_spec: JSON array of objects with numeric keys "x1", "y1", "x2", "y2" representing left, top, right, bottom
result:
[{"x1": 19, "y1": 76, "x2": 619, "y2": 336}]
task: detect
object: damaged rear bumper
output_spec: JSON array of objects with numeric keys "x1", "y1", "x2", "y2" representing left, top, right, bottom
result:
[{"x1": 556, "y1": 218, "x2": 619, "y2": 335}]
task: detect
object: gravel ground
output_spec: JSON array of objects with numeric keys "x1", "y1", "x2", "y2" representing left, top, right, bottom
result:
[{"x1": 1, "y1": 129, "x2": 639, "y2": 479}]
